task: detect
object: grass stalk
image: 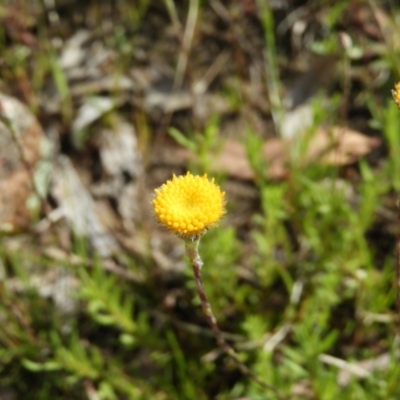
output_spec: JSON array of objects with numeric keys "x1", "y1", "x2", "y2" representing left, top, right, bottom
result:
[{"x1": 186, "y1": 239, "x2": 287, "y2": 399}]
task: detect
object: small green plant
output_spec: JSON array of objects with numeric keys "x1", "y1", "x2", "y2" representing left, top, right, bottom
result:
[
  {"x1": 168, "y1": 115, "x2": 220, "y2": 172},
  {"x1": 152, "y1": 171, "x2": 286, "y2": 398}
]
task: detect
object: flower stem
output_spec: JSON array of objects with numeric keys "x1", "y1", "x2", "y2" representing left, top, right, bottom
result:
[{"x1": 185, "y1": 240, "x2": 286, "y2": 399}]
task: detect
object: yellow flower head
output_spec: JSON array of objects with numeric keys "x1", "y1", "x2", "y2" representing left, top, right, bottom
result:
[
  {"x1": 152, "y1": 172, "x2": 226, "y2": 240},
  {"x1": 392, "y1": 82, "x2": 400, "y2": 109}
]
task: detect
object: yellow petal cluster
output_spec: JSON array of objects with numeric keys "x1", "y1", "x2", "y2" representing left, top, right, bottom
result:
[
  {"x1": 152, "y1": 172, "x2": 226, "y2": 240},
  {"x1": 392, "y1": 82, "x2": 400, "y2": 109}
]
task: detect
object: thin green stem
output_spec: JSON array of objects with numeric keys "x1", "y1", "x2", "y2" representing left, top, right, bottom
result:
[
  {"x1": 396, "y1": 198, "x2": 400, "y2": 317},
  {"x1": 186, "y1": 240, "x2": 287, "y2": 399}
]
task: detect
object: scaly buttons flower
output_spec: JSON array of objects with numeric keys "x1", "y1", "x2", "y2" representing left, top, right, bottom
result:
[
  {"x1": 152, "y1": 172, "x2": 226, "y2": 239},
  {"x1": 392, "y1": 82, "x2": 400, "y2": 109}
]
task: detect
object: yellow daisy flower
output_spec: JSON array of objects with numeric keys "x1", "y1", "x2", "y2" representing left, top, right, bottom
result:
[
  {"x1": 152, "y1": 172, "x2": 226, "y2": 240},
  {"x1": 392, "y1": 82, "x2": 400, "y2": 109}
]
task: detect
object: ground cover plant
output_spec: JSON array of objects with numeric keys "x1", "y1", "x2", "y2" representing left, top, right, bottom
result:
[{"x1": 0, "y1": 0, "x2": 399, "y2": 399}]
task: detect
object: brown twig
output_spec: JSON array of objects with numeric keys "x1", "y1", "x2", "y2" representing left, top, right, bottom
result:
[
  {"x1": 41, "y1": 246, "x2": 145, "y2": 284},
  {"x1": 157, "y1": 0, "x2": 199, "y2": 143},
  {"x1": 186, "y1": 240, "x2": 287, "y2": 399}
]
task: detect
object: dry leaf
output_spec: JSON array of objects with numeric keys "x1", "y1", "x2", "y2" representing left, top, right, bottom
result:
[
  {"x1": 0, "y1": 93, "x2": 51, "y2": 232},
  {"x1": 304, "y1": 126, "x2": 381, "y2": 166},
  {"x1": 94, "y1": 119, "x2": 143, "y2": 231},
  {"x1": 212, "y1": 138, "x2": 287, "y2": 180},
  {"x1": 51, "y1": 156, "x2": 119, "y2": 257},
  {"x1": 210, "y1": 126, "x2": 380, "y2": 180}
]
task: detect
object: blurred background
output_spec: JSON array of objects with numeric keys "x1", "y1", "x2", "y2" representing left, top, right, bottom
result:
[{"x1": 0, "y1": 0, "x2": 399, "y2": 399}]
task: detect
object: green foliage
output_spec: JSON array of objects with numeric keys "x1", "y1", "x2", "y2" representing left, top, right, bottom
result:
[
  {"x1": 256, "y1": 0, "x2": 283, "y2": 132},
  {"x1": 168, "y1": 115, "x2": 221, "y2": 172},
  {"x1": 166, "y1": 330, "x2": 201, "y2": 400},
  {"x1": 382, "y1": 101, "x2": 400, "y2": 190},
  {"x1": 0, "y1": 1, "x2": 399, "y2": 399},
  {"x1": 49, "y1": 52, "x2": 73, "y2": 122},
  {"x1": 78, "y1": 260, "x2": 136, "y2": 334},
  {"x1": 194, "y1": 227, "x2": 241, "y2": 316}
]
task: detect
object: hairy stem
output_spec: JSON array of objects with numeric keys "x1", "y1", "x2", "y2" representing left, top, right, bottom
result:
[{"x1": 185, "y1": 240, "x2": 286, "y2": 399}]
